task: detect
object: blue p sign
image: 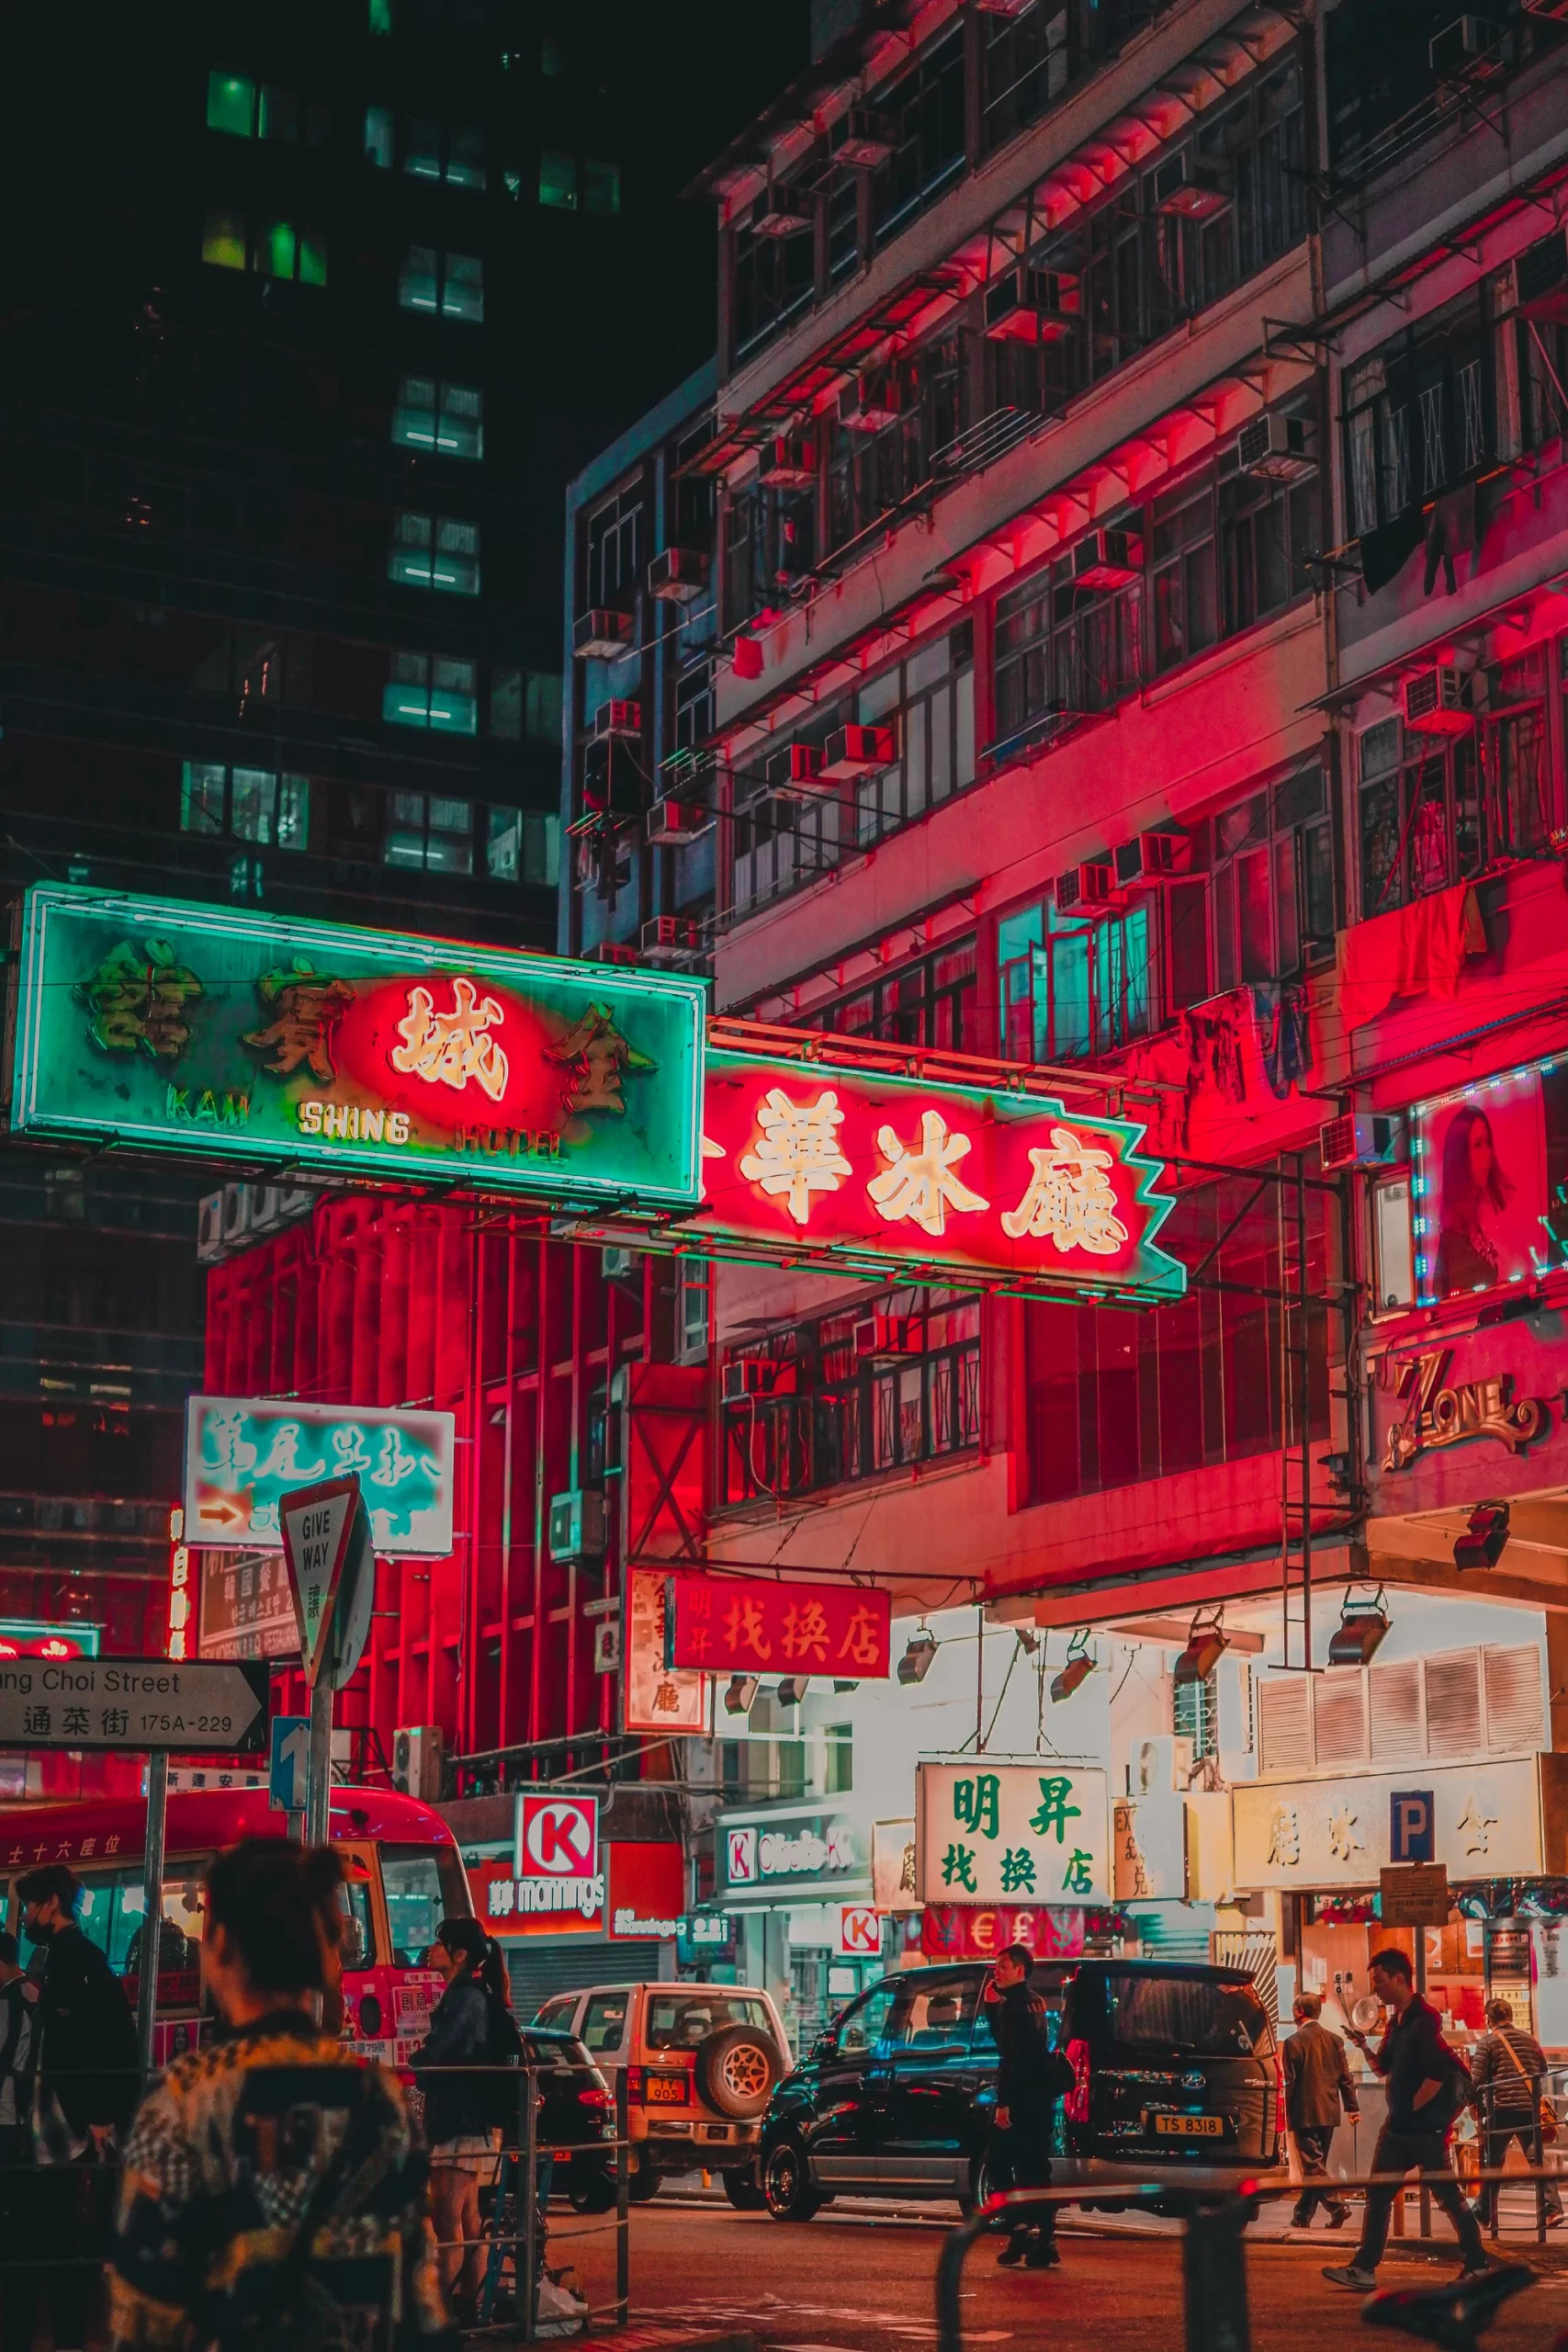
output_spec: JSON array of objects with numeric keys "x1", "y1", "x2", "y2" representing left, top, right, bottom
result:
[{"x1": 1391, "y1": 1791, "x2": 1435, "y2": 1863}]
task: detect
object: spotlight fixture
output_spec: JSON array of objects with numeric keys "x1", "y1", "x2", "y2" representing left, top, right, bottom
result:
[
  {"x1": 897, "y1": 1626, "x2": 938, "y2": 1686},
  {"x1": 1327, "y1": 1586, "x2": 1390, "y2": 1668},
  {"x1": 724, "y1": 1673, "x2": 760, "y2": 1716},
  {"x1": 1454, "y1": 1499, "x2": 1510, "y2": 1572},
  {"x1": 833, "y1": 1679, "x2": 860, "y2": 1693},
  {"x1": 1050, "y1": 1628, "x2": 1095, "y2": 1702},
  {"x1": 776, "y1": 1675, "x2": 810, "y2": 1707},
  {"x1": 1172, "y1": 1607, "x2": 1228, "y2": 1688},
  {"x1": 1015, "y1": 1625, "x2": 1040, "y2": 1659}
]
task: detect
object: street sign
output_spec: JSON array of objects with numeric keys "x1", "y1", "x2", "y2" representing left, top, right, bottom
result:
[
  {"x1": 840, "y1": 1905, "x2": 881, "y2": 1957},
  {"x1": 915, "y1": 1759, "x2": 1111, "y2": 1905},
  {"x1": 269, "y1": 1714, "x2": 310, "y2": 1811},
  {"x1": 280, "y1": 1476, "x2": 364, "y2": 1686},
  {"x1": 185, "y1": 1396, "x2": 456, "y2": 1555},
  {"x1": 0, "y1": 1656, "x2": 267, "y2": 1752},
  {"x1": 1390, "y1": 1789, "x2": 1437, "y2": 1864},
  {"x1": 1380, "y1": 1862, "x2": 1450, "y2": 1928},
  {"x1": 668, "y1": 1574, "x2": 892, "y2": 1678}
]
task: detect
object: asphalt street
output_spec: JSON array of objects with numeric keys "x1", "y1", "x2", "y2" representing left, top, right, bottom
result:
[{"x1": 544, "y1": 2199, "x2": 1568, "y2": 2352}]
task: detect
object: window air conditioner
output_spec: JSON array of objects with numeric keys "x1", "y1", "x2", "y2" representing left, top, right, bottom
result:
[
  {"x1": 392, "y1": 1725, "x2": 444, "y2": 1802},
  {"x1": 648, "y1": 547, "x2": 711, "y2": 603},
  {"x1": 1152, "y1": 153, "x2": 1233, "y2": 219},
  {"x1": 592, "y1": 941, "x2": 642, "y2": 967},
  {"x1": 601, "y1": 1246, "x2": 641, "y2": 1280},
  {"x1": 839, "y1": 369, "x2": 903, "y2": 433},
  {"x1": 837, "y1": 106, "x2": 894, "y2": 168},
  {"x1": 1429, "y1": 16, "x2": 1510, "y2": 82},
  {"x1": 548, "y1": 1487, "x2": 606, "y2": 1565},
  {"x1": 648, "y1": 797, "x2": 710, "y2": 845},
  {"x1": 1072, "y1": 528, "x2": 1144, "y2": 590},
  {"x1": 722, "y1": 1359, "x2": 776, "y2": 1403},
  {"x1": 589, "y1": 698, "x2": 641, "y2": 741},
  {"x1": 853, "y1": 1314, "x2": 923, "y2": 1358},
  {"x1": 1114, "y1": 830, "x2": 1191, "y2": 888},
  {"x1": 1070, "y1": 861, "x2": 1124, "y2": 910},
  {"x1": 1319, "y1": 1114, "x2": 1403, "y2": 1173},
  {"x1": 1402, "y1": 667, "x2": 1472, "y2": 736},
  {"x1": 760, "y1": 435, "x2": 817, "y2": 490},
  {"x1": 639, "y1": 915, "x2": 703, "y2": 961},
  {"x1": 766, "y1": 742, "x2": 828, "y2": 795},
  {"x1": 573, "y1": 607, "x2": 634, "y2": 660},
  {"x1": 1237, "y1": 413, "x2": 1316, "y2": 481},
  {"x1": 818, "y1": 723, "x2": 896, "y2": 780},
  {"x1": 752, "y1": 185, "x2": 813, "y2": 238},
  {"x1": 984, "y1": 267, "x2": 1081, "y2": 342}
]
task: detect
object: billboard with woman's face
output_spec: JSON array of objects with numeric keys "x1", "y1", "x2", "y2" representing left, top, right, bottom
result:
[{"x1": 1411, "y1": 1057, "x2": 1568, "y2": 1304}]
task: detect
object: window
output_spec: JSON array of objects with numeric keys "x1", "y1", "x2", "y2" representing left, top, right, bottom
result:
[
  {"x1": 733, "y1": 195, "x2": 816, "y2": 361},
  {"x1": 873, "y1": 26, "x2": 967, "y2": 248},
  {"x1": 1220, "y1": 442, "x2": 1319, "y2": 636},
  {"x1": 993, "y1": 555, "x2": 1142, "y2": 753},
  {"x1": 1358, "y1": 715, "x2": 1481, "y2": 916},
  {"x1": 813, "y1": 938, "x2": 976, "y2": 1056},
  {"x1": 179, "y1": 763, "x2": 309, "y2": 848},
  {"x1": 399, "y1": 246, "x2": 483, "y2": 321},
  {"x1": 526, "y1": 671, "x2": 564, "y2": 742},
  {"x1": 585, "y1": 485, "x2": 643, "y2": 613},
  {"x1": 486, "y1": 805, "x2": 520, "y2": 879},
  {"x1": 388, "y1": 511, "x2": 480, "y2": 594},
  {"x1": 540, "y1": 149, "x2": 577, "y2": 209},
  {"x1": 1208, "y1": 770, "x2": 1335, "y2": 989},
  {"x1": 385, "y1": 791, "x2": 473, "y2": 872},
  {"x1": 1174, "y1": 1668, "x2": 1217, "y2": 1759},
  {"x1": 676, "y1": 1261, "x2": 710, "y2": 1363},
  {"x1": 202, "y1": 211, "x2": 325, "y2": 283},
  {"x1": 491, "y1": 669, "x2": 522, "y2": 739},
  {"x1": 391, "y1": 378, "x2": 483, "y2": 458},
  {"x1": 379, "y1": 1843, "x2": 468, "y2": 1966},
  {"x1": 382, "y1": 651, "x2": 478, "y2": 733},
  {"x1": 998, "y1": 896, "x2": 1152, "y2": 1064},
  {"x1": 406, "y1": 119, "x2": 486, "y2": 187},
  {"x1": 582, "y1": 159, "x2": 620, "y2": 215},
  {"x1": 673, "y1": 658, "x2": 714, "y2": 755},
  {"x1": 842, "y1": 629, "x2": 974, "y2": 844},
  {"x1": 207, "y1": 72, "x2": 255, "y2": 136},
  {"x1": 581, "y1": 1993, "x2": 629, "y2": 2052},
  {"x1": 1343, "y1": 294, "x2": 1494, "y2": 545},
  {"x1": 201, "y1": 209, "x2": 247, "y2": 272},
  {"x1": 1516, "y1": 233, "x2": 1568, "y2": 454},
  {"x1": 1152, "y1": 483, "x2": 1218, "y2": 672},
  {"x1": 369, "y1": 0, "x2": 393, "y2": 29},
  {"x1": 365, "y1": 104, "x2": 394, "y2": 166}
]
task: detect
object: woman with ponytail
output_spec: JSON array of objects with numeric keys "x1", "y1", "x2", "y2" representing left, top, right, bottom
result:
[{"x1": 412, "y1": 1917, "x2": 520, "y2": 2318}]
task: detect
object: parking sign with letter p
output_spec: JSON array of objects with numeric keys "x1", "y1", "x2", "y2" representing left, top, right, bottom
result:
[{"x1": 1390, "y1": 1790, "x2": 1435, "y2": 1864}]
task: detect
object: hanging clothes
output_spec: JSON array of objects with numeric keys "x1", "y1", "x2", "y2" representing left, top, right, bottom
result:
[{"x1": 1337, "y1": 880, "x2": 1488, "y2": 1030}]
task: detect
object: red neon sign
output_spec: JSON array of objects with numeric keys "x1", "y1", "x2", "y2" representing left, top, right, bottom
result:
[{"x1": 669, "y1": 1575, "x2": 891, "y2": 1679}]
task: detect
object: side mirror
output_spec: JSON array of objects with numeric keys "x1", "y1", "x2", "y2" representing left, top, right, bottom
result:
[{"x1": 811, "y1": 2030, "x2": 837, "y2": 2060}]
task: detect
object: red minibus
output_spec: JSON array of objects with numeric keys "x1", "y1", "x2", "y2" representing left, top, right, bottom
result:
[{"x1": 0, "y1": 1783, "x2": 470, "y2": 2067}]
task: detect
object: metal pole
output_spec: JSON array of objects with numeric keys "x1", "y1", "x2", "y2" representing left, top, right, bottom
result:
[
  {"x1": 1416, "y1": 1932, "x2": 1431, "y2": 2238},
  {"x1": 304, "y1": 1672, "x2": 333, "y2": 1847},
  {"x1": 615, "y1": 2063, "x2": 630, "y2": 2328},
  {"x1": 521, "y1": 2068, "x2": 537, "y2": 2344},
  {"x1": 136, "y1": 1750, "x2": 169, "y2": 2082},
  {"x1": 1296, "y1": 1154, "x2": 1313, "y2": 1674},
  {"x1": 976, "y1": 1603, "x2": 984, "y2": 1753}
]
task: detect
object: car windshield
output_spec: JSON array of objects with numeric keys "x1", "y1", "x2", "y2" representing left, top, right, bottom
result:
[
  {"x1": 645, "y1": 1994, "x2": 772, "y2": 2051},
  {"x1": 1084, "y1": 1972, "x2": 1274, "y2": 2058},
  {"x1": 381, "y1": 1842, "x2": 468, "y2": 1966},
  {"x1": 581, "y1": 1993, "x2": 630, "y2": 2052}
]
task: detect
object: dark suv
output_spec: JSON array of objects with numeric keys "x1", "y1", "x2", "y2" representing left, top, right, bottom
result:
[{"x1": 758, "y1": 1958, "x2": 1280, "y2": 2221}]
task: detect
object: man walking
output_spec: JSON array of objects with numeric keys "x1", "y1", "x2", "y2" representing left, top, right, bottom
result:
[
  {"x1": 987, "y1": 1942, "x2": 1070, "y2": 2271},
  {"x1": 1469, "y1": 1998, "x2": 1563, "y2": 2234},
  {"x1": 1284, "y1": 1992, "x2": 1359, "y2": 2229},
  {"x1": 1324, "y1": 1946, "x2": 1490, "y2": 2290}
]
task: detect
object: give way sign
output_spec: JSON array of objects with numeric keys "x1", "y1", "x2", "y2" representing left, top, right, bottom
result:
[{"x1": 516, "y1": 1792, "x2": 599, "y2": 1880}]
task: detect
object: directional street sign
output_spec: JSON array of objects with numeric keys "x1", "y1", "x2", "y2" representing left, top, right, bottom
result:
[
  {"x1": 280, "y1": 1476, "x2": 366, "y2": 1687},
  {"x1": 0, "y1": 1656, "x2": 268, "y2": 1752},
  {"x1": 269, "y1": 1714, "x2": 310, "y2": 1812}
]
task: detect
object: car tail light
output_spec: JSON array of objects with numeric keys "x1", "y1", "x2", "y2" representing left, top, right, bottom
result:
[
  {"x1": 1064, "y1": 2037, "x2": 1090, "y2": 2123},
  {"x1": 578, "y1": 2086, "x2": 613, "y2": 2112},
  {"x1": 626, "y1": 2065, "x2": 645, "y2": 2104}
]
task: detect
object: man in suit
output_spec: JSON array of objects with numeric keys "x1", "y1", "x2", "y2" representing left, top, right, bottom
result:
[{"x1": 1284, "y1": 1992, "x2": 1359, "y2": 2229}]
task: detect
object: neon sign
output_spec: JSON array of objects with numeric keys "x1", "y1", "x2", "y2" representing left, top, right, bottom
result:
[
  {"x1": 4, "y1": 887, "x2": 705, "y2": 1208},
  {"x1": 0, "y1": 1619, "x2": 102, "y2": 1661}
]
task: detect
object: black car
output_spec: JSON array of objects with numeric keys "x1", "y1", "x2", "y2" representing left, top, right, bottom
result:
[
  {"x1": 758, "y1": 1958, "x2": 1280, "y2": 2221},
  {"x1": 524, "y1": 2028, "x2": 618, "y2": 2212}
]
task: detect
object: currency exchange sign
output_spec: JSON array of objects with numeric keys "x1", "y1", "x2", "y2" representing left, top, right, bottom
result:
[
  {"x1": 668, "y1": 1575, "x2": 891, "y2": 1679},
  {"x1": 185, "y1": 1396, "x2": 455, "y2": 1555},
  {"x1": 4, "y1": 886, "x2": 705, "y2": 1208},
  {"x1": 914, "y1": 1759, "x2": 1111, "y2": 1905}
]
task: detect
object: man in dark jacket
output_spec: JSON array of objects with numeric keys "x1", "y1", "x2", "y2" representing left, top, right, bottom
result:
[
  {"x1": 1284, "y1": 1993, "x2": 1359, "y2": 2229},
  {"x1": 987, "y1": 1943, "x2": 1067, "y2": 2272},
  {"x1": 1469, "y1": 1998, "x2": 1563, "y2": 2233},
  {"x1": 1324, "y1": 1946, "x2": 1489, "y2": 2290}
]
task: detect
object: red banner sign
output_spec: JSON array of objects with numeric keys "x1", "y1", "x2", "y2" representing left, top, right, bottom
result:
[
  {"x1": 669, "y1": 1574, "x2": 891, "y2": 1679},
  {"x1": 920, "y1": 1904, "x2": 1087, "y2": 1961}
]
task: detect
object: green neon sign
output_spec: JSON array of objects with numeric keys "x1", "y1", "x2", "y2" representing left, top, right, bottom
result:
[{"x1": 4, "y1": 888, "x2": 706, "y2": 1206}]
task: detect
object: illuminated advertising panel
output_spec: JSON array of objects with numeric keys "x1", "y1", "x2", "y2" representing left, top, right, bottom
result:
[
  {"x1": 5, "y1": 887, "x2": 705, "y2": 1207},
  {"x1": 184, "y1": 1396, "x2": 455, "y2": 1553},
  {"x1": 0, "y1": 1619, "x2": 102, "y2": 1660},
  {"x1": 1410, "y1": 1054, "x2": 1568, "y2": 1306}
]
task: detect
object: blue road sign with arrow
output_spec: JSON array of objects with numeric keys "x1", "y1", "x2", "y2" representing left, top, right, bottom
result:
[{"x1": 270, "y1": 1714, "x2": 310, "y2": 1812}]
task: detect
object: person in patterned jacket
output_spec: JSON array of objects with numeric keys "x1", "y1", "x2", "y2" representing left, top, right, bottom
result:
[{"x1": 108, "y1": 1838, "x2": 457, "y2": 2352}]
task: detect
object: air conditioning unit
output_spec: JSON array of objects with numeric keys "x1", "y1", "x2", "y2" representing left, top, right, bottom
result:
[
  {"x1": 649, "y1": 797, "x2": 710, "y2": 845},
  {"x1": 984, "y1": 267, "x2": 1081, "y2": 342},
  {"x1": 1517, "y1": 227, "x2": 1568, "y2": 323},
  {"x1": 1237, "y1": 413, "x2": 1315, "y2": 481},
  {"x1": 722, "y1": 1358, "x2": 776, "y2": 1402},
  {"x1": 853, "y1": 1314, "x2": 923, "y2": 1358},
  {"x1": 766, "y1": 742, "x2": 828, "y2": 794},
  {"x1": 648, "y1": 547, "x2": 711, "y2": 603},
  {"x1": 1152, "y1": 153, "x2": 1233, "y2": 219},
  {"x1": 639, "y1": 915, "x2": 703, "y2": 960},
  {"x1": 197, "y1": 1191, "x2": 226, "y2": 1264},
  {"x1": 592, "y1": 1618, "x2": 622, "y2": 1675},
  {"x1": 549, "y1": 1487, "x2": 606, "y2": 1565},
  {"x1": 839, "y1": 368, "x2": 902, "y2": 433},
  {"x1": 1072, "y1": 528, "x2": 1144, "y2": 591},
  {"x1": 573, "y1": 607, "x2": 634, "y2": 661},
  {"x1": 589, "y1": 698, "x2": 641, "y2": 741},
  {"x1": 837, "y1": 105, "x2": 894, "y2": 168},
  {"x1": 1114, "y1": 830, "x2": 1191, "y2": 888},
  {"x1": 592, "y1": 941, "x2": 642, "y2": 967},
  {"x1": 752, "y1": 184, "x2": 813, "y2": 238},
  {"x1": 1429, "y1": 15, "x2": 1510, "y2": 82},
  {"x1": 392, "y1": 1724, "x2": 444, "y2": 1803},
  {"x1": 1402, "y1": 666, "x2": 1472, "y2": 735},
  {"x1": 760, "y1": 435, "x2": 817, "y2": 490},
  {"x1": 1319, "y1": 1113, "x2": 1403, "y2": 1173},
  {"x1": 1056, "y1": 861, "x2": 1123, "y2": 915},
  {"x1": 601, "y1": 1246, "x2": 641, "y2": 1280},
  {"x1": 818, "y1": 723, "x2": 896, "y2": 780}
]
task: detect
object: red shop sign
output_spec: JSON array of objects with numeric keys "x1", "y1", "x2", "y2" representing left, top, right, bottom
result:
[
  {"x1": 920, "y1": 1904, "x2": 1086, "y2": 1961},
  {"x1": 669, "y1": 1574, "x2": 891, "y2": 1679}
]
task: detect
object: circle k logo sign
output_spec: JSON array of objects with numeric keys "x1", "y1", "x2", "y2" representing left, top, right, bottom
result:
[{"x1": 516, "y1": 1792, "x2": 600, "y2": 1880}]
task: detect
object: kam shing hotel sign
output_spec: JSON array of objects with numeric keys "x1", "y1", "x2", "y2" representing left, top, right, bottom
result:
[{"x1": 3, "y1": 888, "x2": 705, "y2": 1206}]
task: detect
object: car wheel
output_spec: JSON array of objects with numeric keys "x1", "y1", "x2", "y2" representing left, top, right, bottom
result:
[
  {"x1": 567, "y1": 2169, "x2": 617, "y2": 2215},
  {"x1": 961, "y1": 2153, "x2": 997, "y2": 2219},
  {"x1": 627, "y1": 2161, "x2": 661, "y2": 2204},
  {"x1": 722, "y1": 2165, "x2": 766, "y2": 2211},
  {"x1": 762, "y1": 2137, "x2": 821, "y2": 2222},
  {"x1": 696, "y1": 2024, "x2": 784, "y2": 2120}
]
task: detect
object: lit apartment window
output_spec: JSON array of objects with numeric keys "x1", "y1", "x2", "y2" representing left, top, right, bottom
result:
[
  {"x1": 201, "y1": 209, "x2": 326, "y2": 284},
  {"x1": 539, "y1": 151, "x2": 619, "y2": 212},
  {"x1": 365, "y1": 105, "x2": 394, "y2": 166},
  {"x1": 368, "y1": 0, "x2": 392, "y2": 29},
  {"x1": 207, "y1": 74, "x2": 302, "y2": 141},
  {"x1": 398, "y1": 247, "x2": 483, "y2": 321},
  {"x1": 180, "y1": 763, "x2": 309, "y2": 848},
  {"x1": 391, "y1": 378, "x2": 483, "y2": 458},
  {"x1": 381, "y1": 652, "x2": 478, "y2": 733},
  {"x1": 539, "y1": 150, "x2": 577, "y2": 209},
  {"x1": 406, "y1": 120, "x2": 486, "y2": 188},
  {"x1": 486, "y1": 806, "x2": 522, "y2": 878},
  {"x1": 385, "y1": 792, "x2": 473, "y2": 873},
  {"x1": 388, "y1": 512, "x2": 480, "y2": 594}
]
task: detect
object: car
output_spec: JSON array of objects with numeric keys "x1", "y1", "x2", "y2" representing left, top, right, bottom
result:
[
  {"x1": 757, "y1": 1957, "x2": 1280, "y2": 2222},
  {"x1": 523, "y1": 2027, "x2": 618, "y2": 2213},
  {"x1": 531, "y1": 1981, "x2": 792, "y2": 2208}
]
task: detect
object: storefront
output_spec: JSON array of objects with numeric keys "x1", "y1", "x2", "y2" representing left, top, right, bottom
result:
[
  {"x1": 464, "y1": 1839, "x2": 684, "y2": 2020},
  {"x1": 715, "y1": 1797, "x2": 880, "y2": 2049}
]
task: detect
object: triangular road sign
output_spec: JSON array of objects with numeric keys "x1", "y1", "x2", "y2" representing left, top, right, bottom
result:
[{"x1": 280, "y1": 1476, "x2": 365, "y2": 1687}]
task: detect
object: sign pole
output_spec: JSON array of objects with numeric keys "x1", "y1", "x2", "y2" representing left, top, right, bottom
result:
[
  {"x1": 305, "y1": 1674, "x2": 333, "y2": 1847},
  {"x1": 136, "y1": 1749, "x2": 169, "y2": 2081}
]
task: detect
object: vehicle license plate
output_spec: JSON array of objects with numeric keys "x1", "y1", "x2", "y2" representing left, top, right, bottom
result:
[
  {"x1": 645, "y1": 2074, "x2": 687, "y2": 2104},
  {"x1": 1153, "y1": 2112, "x2": 1224, "y2": 2137}
]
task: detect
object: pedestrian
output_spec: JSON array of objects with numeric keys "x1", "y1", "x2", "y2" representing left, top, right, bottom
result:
[
  {"x1": 1284, "y1": 1993, "x2": 1359, "y2": 2230},
  {"x1": 108, "y1": 1837, "x2": 457, "y2": 2351},
  {"x1": 0, "y1": 1929, "x2": 41, "y2": 2352},
  {"x1": 17, "y1": 1859, "x2": 139, "y2": 2351},
  {"x1": 1468, "y1": 1997, "x2": 1563, "y2": 2235},
  {"x1": 986, "y1": 1941, "x2": 1072, "y2": 2271},
  {"x1": 412, "y1": 1917, "x2": 521, "y2": 2323},
  {"x1": 1323, "y1": 1945, "x2": 1490, "y2": 2290}
]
